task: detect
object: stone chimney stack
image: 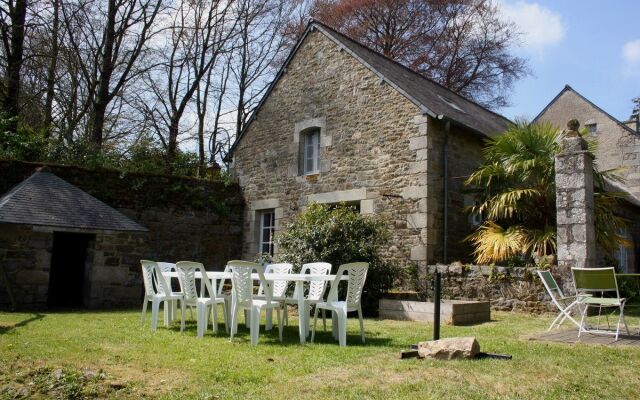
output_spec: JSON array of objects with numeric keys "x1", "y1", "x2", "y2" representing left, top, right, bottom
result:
[{"x1": 555, "y1": 119, "x2": 596, "y2": 270}]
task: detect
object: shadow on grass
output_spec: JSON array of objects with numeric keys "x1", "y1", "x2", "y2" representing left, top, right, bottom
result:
[
  {"x1": 164, "y1": 319, "x2": 392, "y2": 347},
  {"x1": 0, "y1": 313, "x2": 45, "y2": 334}
]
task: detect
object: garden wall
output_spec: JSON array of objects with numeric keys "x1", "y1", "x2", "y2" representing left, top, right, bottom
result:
[
  {"x1": 416, "y1": 263, "x2": 572, "y2": 313},
  {"x1": 0, "y1": 160, "x2": 244, "y2": 308}
]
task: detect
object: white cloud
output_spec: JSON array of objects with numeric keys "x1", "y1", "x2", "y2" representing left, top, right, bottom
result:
[
  {"x1": 622, "y1": 39, "x2": 640, "y2": 75},
  {"x1": 500, "y1": 1, "x2": 565, "y2": 55}
]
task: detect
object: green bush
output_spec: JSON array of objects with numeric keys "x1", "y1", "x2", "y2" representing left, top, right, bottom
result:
[{"x1": 274, "y1": 203, "x2": 396, "y2": 316}]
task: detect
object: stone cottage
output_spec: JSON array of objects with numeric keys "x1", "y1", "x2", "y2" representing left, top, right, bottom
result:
[
  {"x1": 227, "y1": 20, "x2": 511, "y2": 273},
  {"x1": 535, "y1": 85, "x2": 640, "y2": 272}
]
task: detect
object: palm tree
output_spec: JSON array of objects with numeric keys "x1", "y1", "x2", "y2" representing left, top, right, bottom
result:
[{"x1": 465, "y1": 121, "x2": 628, "y2": 264}]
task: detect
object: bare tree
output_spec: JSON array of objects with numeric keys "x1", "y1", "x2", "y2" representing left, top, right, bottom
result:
[
  {"x1": 288, "y1": 0, "x2": 529, "y2": 109},
  {"x1": 42, "y1": 0, "x2": 59, "y2": 133},
  {"x1": 231, "y1": 0, "x2": 291, "y2": 139},
  {"x1": 138, "y1": 0, "x2": 236, "y2": 163},
  {"x1": 60, "y1": 0, "x2": 164, "y2": 149},
  {"x1": 0, "y1": 0, "x2": 28, "y2": 133}
]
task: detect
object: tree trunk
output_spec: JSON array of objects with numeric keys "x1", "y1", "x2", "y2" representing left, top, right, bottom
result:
[
  {"x1": 89, "y1": 0, "x2": 117, "y2": 148},
  {"x1": 3, "y1": 0, "x2": 28, "y2": 134},
  {"x1": 43, "y1": 0, "x2": 59, "y2": 135}
]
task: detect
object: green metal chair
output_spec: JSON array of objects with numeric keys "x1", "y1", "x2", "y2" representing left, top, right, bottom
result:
[
  {"x1": 537, "y1": 270, "x2": 583, "y2": 330},
  {"x1": 571, "y1": 267, "x2": 629, "y2": 341}
]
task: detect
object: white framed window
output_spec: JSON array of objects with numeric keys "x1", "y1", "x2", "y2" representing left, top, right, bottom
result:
[
  {"x1": 259, "y1": 210, "x2": 275, "y2": 256},
  {"x1": 586, "y1": 123, "x2": 597, "y2": 136},
  {"x1": 303, "y1": 129, "x2": 320, "y2": 174},
  {"x1": 616, "y1": 228, "x2": 629, "y2": 273}
]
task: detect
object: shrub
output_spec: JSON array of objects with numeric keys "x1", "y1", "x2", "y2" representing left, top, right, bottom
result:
[{"x1": 274, "y1": 203, "x2": 396, "y2": 315}]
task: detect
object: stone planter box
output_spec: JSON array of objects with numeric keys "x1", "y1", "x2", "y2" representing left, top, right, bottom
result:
[{"x1": 379, "y1": 299, "x2": 491, "y2": 325}]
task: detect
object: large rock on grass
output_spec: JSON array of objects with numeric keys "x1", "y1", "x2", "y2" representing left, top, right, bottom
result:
[{"x1": 417, "y1": 337, "x2": 480, "y2": 360}]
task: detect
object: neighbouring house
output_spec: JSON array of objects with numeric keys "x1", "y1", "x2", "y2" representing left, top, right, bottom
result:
[
  {"x1": 227, "y1": 20, "x2": 511, "y2": 275},
  {"x1": 0, "y1": 161, "x2": 243, "y2": 309},
  {"x1": 535, "y1": 85, "x2": 640, "y2": 272}
]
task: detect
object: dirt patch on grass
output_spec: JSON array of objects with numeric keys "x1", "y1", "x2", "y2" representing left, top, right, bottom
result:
[{"x1": 0, "y1": 361, "x2": 182, "y2": 399}]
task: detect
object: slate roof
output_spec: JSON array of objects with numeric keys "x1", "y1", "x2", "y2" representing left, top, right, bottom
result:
[
  {"x1": 0, "y1": 170, "x2": 147, "y2": 232},
  {"x1": 227, "y1": 20, "x2": 512, "y2": 159},
  {"x1": 314, "y1": 21, "x2": 511, "y2": 137}
]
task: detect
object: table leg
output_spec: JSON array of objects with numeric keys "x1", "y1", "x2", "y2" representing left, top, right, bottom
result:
[{"x1": 297, "y1": 281, "x2": 305, "y2": 344}]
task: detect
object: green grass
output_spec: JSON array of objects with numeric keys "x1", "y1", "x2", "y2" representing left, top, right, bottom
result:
[{"x1": 1, "y1": 308, "x2": 640, "y2": 399}]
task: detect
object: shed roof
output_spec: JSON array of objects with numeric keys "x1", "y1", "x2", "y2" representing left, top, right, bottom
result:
[{"x1": 0, "y1": 170, "x2": 147, "y2": 232}]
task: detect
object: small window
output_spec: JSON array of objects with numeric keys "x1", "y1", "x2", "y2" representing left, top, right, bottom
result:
[
  {"x1": 616, "y1": 228, "x2": 629, "y2": 273},
  {"x1": 303, "y1": 129, "x2": 320, "y2": 174},
  {"x1": 470, "y1": 201, "x2": 484, "y2": 226},
  {"x1": 586, "y1": 123, "x2": 597, "y2": 136},
  {"x1": 259, "y1": 210, "x2": 275, "y2": 256}
]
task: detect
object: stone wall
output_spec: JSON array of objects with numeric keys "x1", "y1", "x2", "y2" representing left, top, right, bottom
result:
[
  {"x1": 231, "y1": 28, "x2": 484, "y2": 280},
  {"x1": 0, "y1": 160, "x2": 244, "y2": 308},
  {"x1": 417, "y1": 263, "x2": 570, "y2": 312}
]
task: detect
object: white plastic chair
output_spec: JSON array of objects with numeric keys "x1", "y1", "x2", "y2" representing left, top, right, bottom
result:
[
  {"x1": 176, "y1": 261, "x2": 227, "y2": 337},
  {"x1": 217, "y1": 264, "x2": 233, "y2": 332},
  {"x1": 257, "y1": 263, "x2": 293, "y2": 331},
  {"x1": 156, "y1": 262, "x2": 184, "y2": 325},
  {"x1": 140, "y1": 260, "x2": 185, "y2": 332},
  {"x1": 228, "y1": 260, "x2": 284, "y2": 345},
  {"x1": 311, "y1": 262, "x2": 368, "y2": 347},
  {"x1": 283, "y1": 262, "x2": 331, "y2": 335}
]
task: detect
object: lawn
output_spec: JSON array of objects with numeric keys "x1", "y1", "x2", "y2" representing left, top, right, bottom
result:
[{"x1": 1, "y1": 309, "x2": 640, "y2": 399}]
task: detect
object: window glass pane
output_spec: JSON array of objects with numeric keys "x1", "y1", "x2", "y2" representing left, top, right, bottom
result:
[{"x1": 259, "y1": 211, "x2": 275, "y2": 256}]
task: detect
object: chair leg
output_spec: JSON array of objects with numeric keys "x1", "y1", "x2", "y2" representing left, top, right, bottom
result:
[
  {"x1": 250, "y1": 306, "x2": 261, "y2": 346},
  {"x1": 151, "y1": 299, "x2": 161, "y2": 332},
  {"x1": 283, "y1": 304, "x2": 288, "y2": 326},
  {"x1": 311, "y1": 306, "x2": 319, "y2": 343},
  {"x1": 358, "y1": 307, "x2": 365, "y2": 343},
  {"x1": 548, "y1": 311, "x2": 564, "y2": 331},
  {"x1": 265, "y1": 308, "x2": 273, "y2": 331},
  {"x1": 211, "y1": 303, "x2": 218, "y2": 334},
  {"x1": 332, "y1": 311, "x2": 338, "y2": 340},
  {"x1": 180, "y1": 299, "x2": 186, "y2": 333},
  {"x1": 322, "y1": 309, "x2": 327, "y2": 332},
  {"x1": 336, "y1": 308, "x2": 347, "y2": 347},
  {"x1": 230, "y1": 304, "x2": 239, "y2": 341},
  {"x1": 196, "y1": 303, "x2": 205, "y2": 337},
  {"x1": 141, "y1": 299, "x2": 148, "y2": 325},
  {"x1": 276, "y1": 307, "x2": 283, "y2": 342},
  {"x1": 578, "y1": 305, "x2": 588, "y2": 338}
]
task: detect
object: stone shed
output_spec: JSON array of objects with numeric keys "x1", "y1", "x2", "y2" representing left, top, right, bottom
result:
[
  {"x1": 0, "y1": 161, "x2": 244, "y2": 309},
  {"x1": 0, "y1": 169, "x2": 147, "y2": 308}
]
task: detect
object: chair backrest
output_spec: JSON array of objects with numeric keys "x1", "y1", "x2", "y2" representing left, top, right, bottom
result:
[
  {"x1": 572, "y1": 267, "x2": 620, "y2": 297},
  {"x1": 259, "y1": 263, "x2": 293, "y2": 298},
  {"x1": 217, "y1": 264, "x2": 232, "y2": 296},
  {"x1": 156, "y1": 262, "x2": 176, "y2": 273},
  {"x1": 326, "y1": 262, "x2": 369, "y2": 308},
  {"x1": 295, "y1": 262, "x2": 332, "y2": 301},
  {"x1": 228, "y1": 260, "x2": 273, "y2": 306},
  {"x1": 176, "y1": 261, "x2": 215, "y2": 302},
  {"x1": 140, "y1": 260, "x2": 157, "y2": 297},
  {"x1": 141, "y1": 260, "x2": 171, "y2": 296},
  {"x1": 537, "y1": 270, "x2": 565, "y2": 301}
]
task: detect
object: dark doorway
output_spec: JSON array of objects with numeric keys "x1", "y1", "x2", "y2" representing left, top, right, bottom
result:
[{"x1": 47, "y1": 232, "x2": 94, "y2": 308}]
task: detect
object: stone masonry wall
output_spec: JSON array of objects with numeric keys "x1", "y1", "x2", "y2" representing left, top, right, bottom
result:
[
  {"x1": 417, "y1": 263, "x2": 571, "y2": 312},
  {"x1": 0, "y1": 160, "x2": 244, "y2": 308},
  {"x1": 232, "y1": 28, "x2": 484, "y2": 280},
  {"x1": 233, "y1": 29, "x2": 428, "y2": 274},
  {"x1": 537, "y1": 89, "x2": 640, "y2": 198}
]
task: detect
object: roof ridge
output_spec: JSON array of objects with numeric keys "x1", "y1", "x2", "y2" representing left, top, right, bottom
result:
[{"x1": 310, "y1": 20, "x2": 512, "y2": 124}]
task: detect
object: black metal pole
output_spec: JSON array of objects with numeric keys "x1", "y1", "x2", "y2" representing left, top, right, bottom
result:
[{"x1": 433, "y1": 272, "x2": 441, "y2": 341}]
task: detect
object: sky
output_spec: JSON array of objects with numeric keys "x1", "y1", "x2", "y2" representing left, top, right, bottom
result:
[{"x1": 498, "y1": 0, "x2": 640, "y2": 122}]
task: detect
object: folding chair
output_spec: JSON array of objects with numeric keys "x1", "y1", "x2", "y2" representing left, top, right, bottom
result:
[
  {"x1": 537, "y1": 270, "x2": 583, "y2": 330},
  {"x1": 572, "y1": 267, "x2": 629, "y2": 341}
]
